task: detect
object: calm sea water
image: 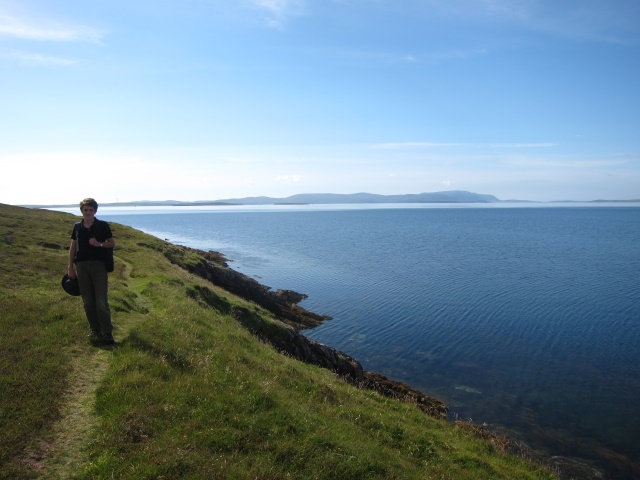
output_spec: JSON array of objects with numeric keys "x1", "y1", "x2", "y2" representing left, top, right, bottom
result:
[{"x1": 90, "y1": 204, "x2": 639, "y2": 477}]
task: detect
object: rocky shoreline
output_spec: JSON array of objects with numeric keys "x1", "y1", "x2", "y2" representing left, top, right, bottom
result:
[
  {"x1": 162, "y1": 241, "x2": 608, "y2": 480},
  {"x1": 163, "y1": 243, "x2": 448, "y2": 420}
]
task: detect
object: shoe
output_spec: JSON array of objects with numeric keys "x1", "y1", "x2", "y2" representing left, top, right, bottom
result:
[{"x1": 102, "y1": 334, "x2": 116, "y2": 345}]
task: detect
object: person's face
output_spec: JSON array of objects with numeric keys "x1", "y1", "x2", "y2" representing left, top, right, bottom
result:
[{"x1": 81, "y1": 206, "x2": 96, "y2": 219}]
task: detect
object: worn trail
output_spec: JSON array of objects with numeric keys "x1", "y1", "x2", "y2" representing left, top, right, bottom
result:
[{"x1": 25, "y1": 258, "x2": 139, "y2": 479}]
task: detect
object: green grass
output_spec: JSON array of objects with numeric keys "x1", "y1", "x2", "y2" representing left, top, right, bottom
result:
[{"x1": 0, "y1": 203, "x2": 557, "y2": 479}]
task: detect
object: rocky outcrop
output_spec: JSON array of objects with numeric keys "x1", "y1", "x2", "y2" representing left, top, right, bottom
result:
[
  {"x1": 165, "y1": 245, "x2": 329, "y2": 330},
  {"x1": 229, "y1": 305, "x2": 364, "y2": 383},
  {"x1": 273, "y1": 289, "x2": 308, "y2": 304},
  {"x1": 362, "y1": 371, "x2": 448, "y2": 419},
  {"x1": 165, "y1": 243, "x2": 448, "y2": 419}
]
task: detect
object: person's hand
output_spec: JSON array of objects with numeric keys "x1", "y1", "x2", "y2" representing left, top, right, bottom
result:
[
  {"x1": 88, "y1": 237, "x2": 102, "y2": 247},
  {"x1": 67, "y1": 266, "x2": 76, "y2": 280}
]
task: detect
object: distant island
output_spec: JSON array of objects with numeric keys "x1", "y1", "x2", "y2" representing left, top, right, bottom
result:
[
  {"x1": 24, "y1": 190, "x2": 640, "y2": 208},
  {"x1": 215, "y1": 190, "x2": 504, "y2": 205}
]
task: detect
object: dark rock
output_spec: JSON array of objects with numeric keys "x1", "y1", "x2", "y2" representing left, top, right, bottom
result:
[
  {"x1": 274, "y1": 289, "x2": 308, "y2": 304},
  {"x1": 362, "y1": 371, "x2": 448, "y2": 419},
  {"x1": 231, "y1": 306, "x2": 364, "y2": 382}
]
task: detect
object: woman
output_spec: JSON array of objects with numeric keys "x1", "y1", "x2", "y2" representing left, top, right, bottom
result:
[{"x1": 67, "y1": 198, "x2": 116, "y2": 344}]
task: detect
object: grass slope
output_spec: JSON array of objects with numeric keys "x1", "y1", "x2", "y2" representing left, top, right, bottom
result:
[{"x1": 0, "y1": 204, "x2": 556, "y2": 479}]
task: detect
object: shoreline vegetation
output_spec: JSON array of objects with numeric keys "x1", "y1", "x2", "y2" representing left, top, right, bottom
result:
[{"x1": 1, "y1": 203, "x2": 612, "y2": 479}]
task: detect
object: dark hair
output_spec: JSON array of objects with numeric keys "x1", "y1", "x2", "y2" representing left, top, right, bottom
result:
[{"x1": 79, "y1": 198, "x2": 98, "y2": 212}]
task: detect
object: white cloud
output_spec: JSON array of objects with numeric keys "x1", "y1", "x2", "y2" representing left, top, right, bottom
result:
[
  {"x1": 370, "y1": 142, "x2": 556, "y2": 149},
  {"x1": 371, "y1": 142, "x2": 461, "y2": 149},
  {"x1": 491, "y1": 143, "x2": 557, "y2": 148},
  {"x1": 276, "y1": 174, "x2": 302, "y2": 182},
  {"x1": 2, "y1": 49, "x2": 76, "y2": 66},
  {"x1": 425, "y1": 48, "x2": 489, "y2": 62},
  {"x1": 251, "y1": 0, "x2": 304, "y2": 14},
  {"x1": 0, "y1": 12, "x2": 104, "y2": 43},
  {"x1": 503, "y1": 157, "x2": 630, "y2": 169},
  {"x1": 248, "y1": 0, "x2": 306, "y2": 27},
  {"x1": 335, "y1": 46, "x2": 488, "y2": 69}
]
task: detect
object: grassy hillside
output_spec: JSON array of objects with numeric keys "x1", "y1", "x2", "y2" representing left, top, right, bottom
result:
[{"x1": 0, "y1": 203, "x2": 557, "y2": 479}]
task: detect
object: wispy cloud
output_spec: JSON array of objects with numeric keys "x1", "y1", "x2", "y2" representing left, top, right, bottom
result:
[
  {"x1": 276, "y1": 174, "x2": 302, "y2": 182},
  {"x1": 335, "y1": 46, "x2": 488, "y2": 69},
  {"x1": 0, "y1": 7, "x2": 105, "y2": 67},
  {"x1": 249, "y1": 0, "x2": 306, "y2": 28},
  {"x1": 238, "y1": 0, "x2": 638, "y2": 43},
  {"x1": 504, "y1": 157, "x2": 630, "y2": 168},
  {"x1": 491, "y1": 143, "x2": 557, "y2": 148},
  {"x1": 422, "y1": 0, "x2": 640, "y2": 43},
  {"x1": 2, "y1": 49, "x2": 76, "y2": 66},
  {"x1": 371, "y1": 142, "x2": 461, "y2": 149},
  {"x1": 0, "y1": 10, "x2": 105, "y2": 43},
  {"x1": 370, "y1": 142, "x2": 557, "y2": 149},
  {"x1": 398, "y1": 0, "x2": 537, "y2": 22},
  {"x1": 424, "y1": 48, "x2": 489, "y2": 62},
  {"x1": 464, "y1": 0, "x2": 535, "y2": 21}
]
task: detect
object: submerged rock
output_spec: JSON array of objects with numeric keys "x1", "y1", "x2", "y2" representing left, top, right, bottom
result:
[{"x1": 454, "y1": 385, "x2": 483, "y2": 394}]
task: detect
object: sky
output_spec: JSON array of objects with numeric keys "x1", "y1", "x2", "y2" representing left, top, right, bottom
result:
[{"x1": 1, "y1": 0, "x2": 639, "y2": 204}]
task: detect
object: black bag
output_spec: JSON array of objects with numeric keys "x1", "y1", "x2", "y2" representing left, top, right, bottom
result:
[{"x1": 105, "y1": 247, "x2": 114, "y2": 272}]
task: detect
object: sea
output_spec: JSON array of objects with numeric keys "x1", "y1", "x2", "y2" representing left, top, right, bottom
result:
[{"x1": 58, "y1": 203, "x2": 640, "y2": 478}]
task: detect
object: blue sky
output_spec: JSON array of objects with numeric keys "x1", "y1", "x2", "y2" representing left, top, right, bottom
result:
[{"x1": 1, "y1": 0, "x2": 639, "y2": 204}]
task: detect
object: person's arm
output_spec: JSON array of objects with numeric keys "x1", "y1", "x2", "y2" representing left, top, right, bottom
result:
[
  {"x1": 88, "y1": 237, "x2": 115, "y2": 248},
  {"x1": 68, "y1": 239, "x2": 77, "y2": 279}
]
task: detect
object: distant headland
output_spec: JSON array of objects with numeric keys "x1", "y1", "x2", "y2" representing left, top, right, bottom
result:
[{"x1": 24, "y1": 190, "x2": 640, "y2": 208}]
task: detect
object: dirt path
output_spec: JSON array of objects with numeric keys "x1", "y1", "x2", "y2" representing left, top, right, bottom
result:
[
  {"x1": 19, "y1": 258, "x2": 141, "y2": 479},
  {"x1": 40, "y1": 347, "x2": 110, "y2": 478}
]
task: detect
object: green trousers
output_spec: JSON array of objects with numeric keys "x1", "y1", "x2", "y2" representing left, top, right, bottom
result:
[{"x1": 76, "y1": 260, "x2": 113, "y2": 335}]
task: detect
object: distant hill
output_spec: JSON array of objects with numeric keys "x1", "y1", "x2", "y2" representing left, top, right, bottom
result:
[
  {"x1": 215, "y1": 190, "x2": 502, "y2": 205},
  {"x1": 24, "y1": 190, "x2": 503, "y2": 208},
  {"x1": 22, "y1": 191, "x2": 640, "y2": 209}
]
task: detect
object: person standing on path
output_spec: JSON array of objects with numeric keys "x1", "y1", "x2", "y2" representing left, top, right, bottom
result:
[{"x1": 67, "y1": 198, "x2": 116, "y2": 344}]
